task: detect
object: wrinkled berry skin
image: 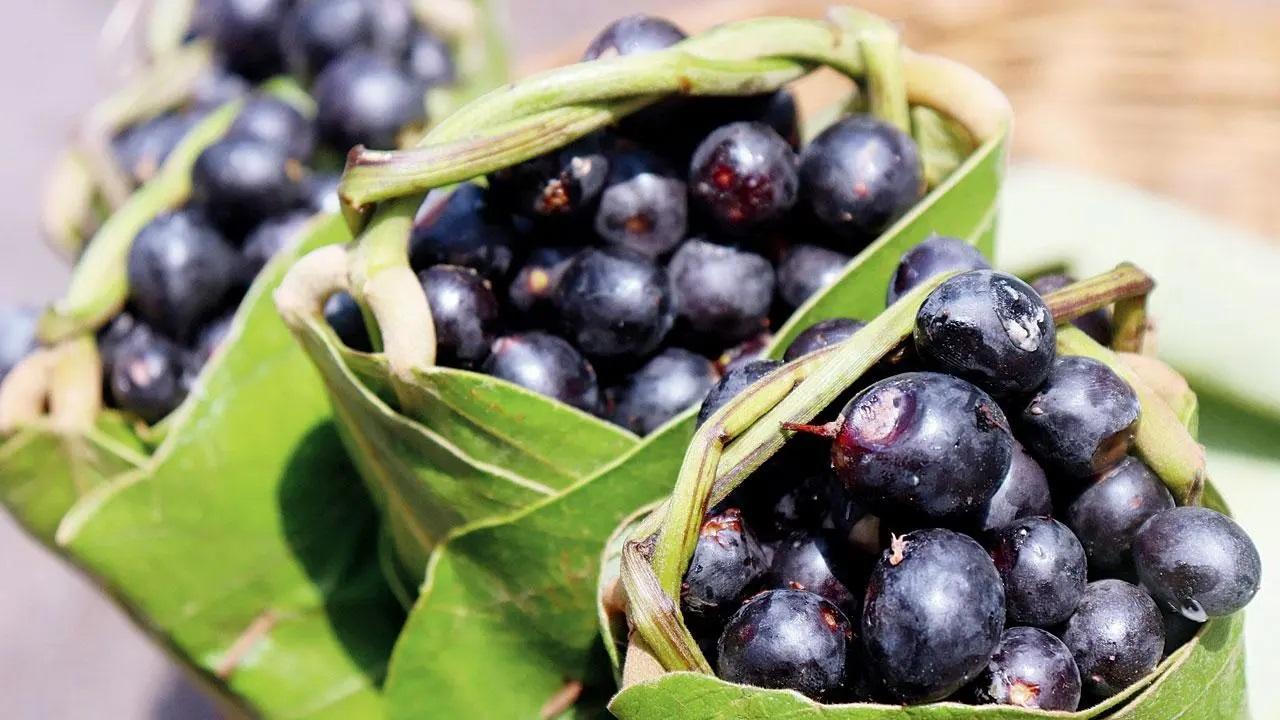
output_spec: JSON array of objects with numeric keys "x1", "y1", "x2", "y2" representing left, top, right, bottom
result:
[
  {"x1": 1020, "y1": 356, "x2": 1140, "y2": 478},
  {"x1": 610, "y1": 348, "x2": 718, "y2": 435},
  {"x1": 887, "y1": 235, "x2": 990, "y2": 305},
  {"x1": 191, "y1": 138, "x2": 301, "y2": 236},
  {"x1": 206, "y1": 0, "x2": 289, "y2": 80},
  {"x1": 980, "y1": 440, "x2": 1052, "y2": 533},
  {"x1": 1032, "y1": 273, "x2": 1112, "y2": 345},
  {"x1": 832, "y1": 372, "x2": 1012, "y2": 524},
  {"x1": 419, "y1": 265, "x2": 500, "y2": 369},
  {"x1": 1062, "y1": 579, "x2": 1164, "y2": 699},
  {"x1": 314, "y1": 51, "x2": 425, "y2": 151},
  {"x1": 324, "y1": 292, "x2": 372, "y2": 352},
  {"x1": 862, "y1": 529, "x2": 1005, "y2": 704},
  {"x1": 594, "y1": 150, "x2": 687, "y2": 257},
  {"x1": 689, "y1": 122, "x2": 798, "y2": 235},
  {"x1": 989, "y1": 517, "x2": 1087, "y2": 627},
  {"x1": 490, "y1": 136, "x2": 610, "y2": 220},
  {"x1": 1133, "y1": 506, "x2": 1261, "y2": 620},
  {"x1": 127, "y1": 211, "x2": 242, "y2": 343},
  {"x1": 552, "y1": 248, "x2": 673, "y2": 359},
  {"x1": 914, "y1": 270, "x2": 1055, "y2": 397},
  {"x1": 582, "y1": 14, "x2": 686, "y2": 60},
  {"x1": 410, "y1": 184, "x2": 519, "y2": 281},
  {"x1": 776, "y1": 244, "x2": 851, "y2": 310},
  {"x1": 971, "y1": 626, "x2": 1082, "y2": 711},
  {"x1": 770, "y1": 532, "x2": 859, "y2": 615},
  {"x1": 799, "y1": 116, "x2": 923, "y2": 246},
  {"x1": 1067, "y1": 457, "x2": 1174, "y2": 576},
  {"x1": 0, "y1": 306, "x2": 38, "y2": 382},
  {"x1": 229, "y1": 96, "x2": 315, "y2": 161},
  {"x1": 242, "y1": 211, "x2": 313, "y2": 275},
  {"x1": 108, "y1": 327, "x2": 195, "y2": 424},
  {"x1": 482, "y1": 332, "x2": 600, "y2": 413},
  {"x1": 683, "y1": 508, "x2": 768, "y2": 621},
  {"x1": 669, "y1": 238, "x2": 775, "y2": 345},
  {"x1": 718, "y1": 588, "x2": 850, "y2": 700},
  {"x1": 697, "y1": 359, "x2": 781, "y2": 427},
  {"x1": 507, "y1": 246, "x2": 575, "y2": 326},
  {"x1": 782, "y1": 318, "x2": 865, "y2": 362}
]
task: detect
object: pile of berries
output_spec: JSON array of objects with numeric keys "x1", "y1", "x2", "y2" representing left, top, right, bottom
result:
[
  {"x1": 679, "y1": 261, "x2": 1262, "y2": 709},
  {"x1": 327, "y1": 15, "x2": 929, "y2": 436}
]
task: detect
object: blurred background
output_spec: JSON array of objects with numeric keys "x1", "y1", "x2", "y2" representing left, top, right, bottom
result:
[{"x1": 2, "y1": 0, "x2": 1277, "y2": 717}]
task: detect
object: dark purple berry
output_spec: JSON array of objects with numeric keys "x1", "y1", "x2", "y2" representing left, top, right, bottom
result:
[
  {"x1": 409, "y1": 184, "x2": 518, "y2": 280},
  {"x1": 283, "y1": 0, "x2": 376, "y2": 79},
  {"x1": 1062, "y1": 579, "x2": 1163, "y2": 699},
  {"x1": 127, "y1": 211, "x2": 241, "y2": 343},
  {"x1": 593, "y1": 150, "x2": 686, "y2": 257},
  {"x1": 242, "y1": 211, "x2": 313, "y2": 275},
  {"x1": 1032, "y1": 273, "x2": 1112, "y2": 345},
  {"x1": 1133, "y1": 506, "x2": 1260, "y2": 620},
  {"x1": 314, "y1": 51, "x2": 425, "y2": 151},
  {"x1": 195, "y1": 313, "x2": 235, "y2": 363},
  {"x1": 1020, "y1": 356, "x2": 1140, "y2": 478},
  {"x1": 1162, "y1": 610, "x2": 1202, "y2": 655},
  {"x1": 419, "y1": 265, "x2": 500, "y2": 369},
  {"x1": 1067, "y1": 457, "x2": 1175, "y2": 576},
  {"x1": 305, "y1": 172, "x2": 342, "y2": 214},
  {"x1": 971, "y1": 626, "x2": 1081, "y2": 711},
  {"x1": 489, "y1": 136, "x2": 610, "y2": 220},
  {"x1": 582, "y1": 14, "x2": 686, "y2": 60},
  {"x1": 689, "y1": 122, "x2": 798, "y2": 235},
  {"x1": 112, "y1": 113, "x2": 198, "y2": 185},
  {"x1": 191, "y1": 137, "x2": 302, "y2": 236},
  {"x1": 108, "y1": 325, "x2": 195, "y2": 424},
  {"x1": 189, "y1": 65, "x2": 251, "y2": 110},
  {"x1": 770, "y1": 532, "x2": 858, "y2": 615},
  {"x1": 683, "y1": 508, "x2": 768, "y2": 621},
  {"x1": 768, "y1": 470, "x2": 863, "y2": 539},
  {"x1": 552, "y1": 248, "x2": 672, "y2": 359},
  {"x1": 862, "y1": 529, "x2": 1005, "y2": 704},
  {"x1": 776, "y1": 243, "x2": 851, "y2": 310},
  {"x1": 405, "y1": 29, "x2": 455, "y2": 86},
  {"x1": 507, "y1": 246, "x2": 574, "y2": 325},
  {"x1": 0, "y1": 306, "x2": 38, "y2": 382},
  {"x1": 989, "y1": 517, "x2": 1087, "y2": 626},
  {"x1": 755, "y1": 90, "x2": 799, "y2": 148},
  {"x1": 718, "y1": 588, "x2": 850, "y2": 700},
  {"x1": 324, "y1": 292, "x2": 372, "y2": 352},
  {"x1": 610, "y1": 348, "x2": 718, "y2": 435},
  {"x1": 782, "y1": 318, "x2": 865, "y2": 362},
  {"x1": 205, "y1": 0, "x2": 289, "y2": 80},
  {"x1": 482, "y1": 332, "x2": 600, "y2": 413},
  {"x1": 980, "y1": 440, "x2": 1052, "y2": 533},
  {"x1": 830, "y1": 372, "x2": 1012, "y2": 524},
  {"x1": 229, "y1": 96, "x2": 315, "y2": 161},
  {"x1": 887, "y1": 235, "x2": 990, "y2": 305},
  {"x1": 914, "y1": 269, "x2": 1055, "y2": 397},
  {"x1": 799, "y1": 116, "x2": 923, "y2": 246},
  {"x1": 669, "y1": 238, "x2": 774, "y2": 345},
  {"x1": 696, "y1": 359, "x2": 781, "y2": 427},
  {"x1": 715, "y1": 333, "x2": 771, "y2": 374}
]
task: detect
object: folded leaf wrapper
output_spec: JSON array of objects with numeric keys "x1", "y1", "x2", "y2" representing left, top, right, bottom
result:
[{"x1": 276, "y1": 9, "x2": 1012, "y2": 717}]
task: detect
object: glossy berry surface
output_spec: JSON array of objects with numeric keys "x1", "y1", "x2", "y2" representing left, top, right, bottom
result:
[
  {"x1": 696, "y1": 359, "x2": 781, "y2": 427},
  {"x1": 971, "y1": 626, "x2": 1082, "y2": 711},
  {"x1": 1067, "y1": 456, "x2": 1175, "y2": 576},
  {"x1": 989, "y1": 517, "x2": 1087, "y2": 626},
  {"x1": 305, "y1": 172, "x2": 342, "y2": 214},
  {"x1": 313, "y1": 51, "x2": 425, "y2": 151},
  {"x1": 831, "y1": 372, "x2": 1012, "y2": 524},
  {"x1": 782, "y1": 318, "x2": 865, "y2": 362},
  {"x1": 419, "y1": 265, "x2": 500, "y2": 369},
  {"x1": 799, "y1": 116, "x2": 923, "y2": 245},
  {"x1": 669, "y1": 238, "x2": 774, "y2": 345},
  {"x1": 689, "y1": 122, "x2": 798, "y2": 235},
  {"x1": 112, "y1": 113, "x2": 198, "y2": 184},
  {"x1": 282, "y1": 0, "x2": 377, "y2": 79},
  {"x1": 191, "y1": 137, "x2": 301, "y2": 236},
  {"x1": 581, "y1": 14, "x2": 686, "y2": 60},
  {"x1": 205, "y1": 0, "x2": 290, "y2": 80},
  {"x1": 229, "y1": 96, "x2": 315, "y2": 161},
  {"x1": 683, "y1": 508, "x2": 768, "y2": 620},
  {"x1": 409, "y1": 184, "x2": 519, "y2": 281},
  {"x1": 127, "y1": 211, "x2": 241, "y2": 343},
  {"x1": 886, "y1": 235, "x2": 990, "y2": 305},
  {"x1": 481, "y1": 332, "x2": 599, "y2": 413},
  {"x1": 1019, "y1": 356, "x2": 1140, "y2": 478},
  {"x1": 241, "y1": 211, "x2": 313, "y2": 275},
  {"x1": 593, "y1": 150, "x2": 687, "y2": 257},
  {"x1": 551, "y1": 248, "x2": 673, "y2": 359},
  {"x1": 767, "y1": 468, "x2": 862, "y2": 540},
  {"x1": 776, "y1": 244, "x2": 851, "y2": 310},
  {"x1": 718, "y1": 589, "x2": 850, "y2": 700},
  {"x1": 770, "y1": 532, "x2": 858, "y2": 615},
  {"x1": 0, "y1": 306, "x2": 38, "y2": 381},
  {"x1": 1062, "y1": 579, "x2": 1164, "y2": 699},
  {"x1": 862, "y1": 529, "x2": 1005, "y2": 703},
  {"x1": 507, "y1": 246, "x2": 574, "y2": 325},
  {"x1": 980, "y1": 440, "x2": 1052, "y2": 533},
  {"x1": 490, "y1": 136, "x2": 610, "y2": 220},
  {"x1": 1031, "y1": 273, "x2": 1112, "y2": 345},
  {"x1": 610, "y1": 348, "x2": 718, "y2": 435},
  {"x1": 914, "y1": 270, "x2": 1055, "y2": 397},
  {"x1": 405, "y1": 29, "x2": 456, "y2": 85},
  {"x1": 108, "y1": 327, "x2": 194, "y2": 424},
  {"x1": 1132, "y1": 506, "x2": 1261, "y2": 620},
  {"x1": 323, "y1": 292, "x2": 372, "y2": 352}
]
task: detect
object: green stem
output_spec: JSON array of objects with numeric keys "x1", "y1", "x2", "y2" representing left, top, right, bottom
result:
[
  {"x1": 1039, "y1": 263, "x2": 1154, "y2": 327},
  {"x1": 831, "y1": 8, "x2": 910, "y2": 132},
  {"x1": 1112, "y1": 294, "x2": 1150, "y2": 353}
]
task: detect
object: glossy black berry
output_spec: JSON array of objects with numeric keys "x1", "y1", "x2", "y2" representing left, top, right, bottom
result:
[
  {"x1": 242, "y1": 211, "x2": 313, "y2": 275},
  {"x1": 799, "y1": 116, "x2": 923, "y2": 246},
  {"x1": 409, "y1": 184, "x2": 519, "y2": 280},
  {"x1": 482, "y1": 332, "x2": 600, "y2": 413},
  {"x1": 886, "y1": 235, "x2": 990, "y2": 305},
  {"x1": 689, "y1": 122, "x2": 798, "y2": 235},
  {"x1": 1133, "y1": 506, "x2": 1261, "y2": 620},
  {"x1": 914, "y1": 269, "x2": 1055, "y2": 397},
  {"x1": 490, "y1": 136, "x2": 609, "y2": 221},
  {"x1": 754, "y1": 90, "x2": 800, "y2": 149},
  {"x1": 696, "y1": 359, "x2": 781, "y2": 427},
  {"x1": 191, "y1": 137, "x2": 302, "y2": 236},
  {"x1": 610, "y1": 348, "x2": 718, "y2": 435},
  {"x1": 305, "y1": 172, "x2": 342, "y2": 214},
  {"x1": 1067, "y1": 457, "x2": 1175, "y2": 576},
  {"x1": 980, "y1": 440, "x2": 1052, "y2": 533},
  {"x1": 127, "y1": 211, "x2": 241, "y2": 343},
  {"x1": 830, "y1": 372, "x2": 1012, "y2": 524},
  {"x1": 768, "y1": 469, "x2": 863, "y2": 540},
  {"x1": 770, "y1": 532, "x2": 858, "y2": 615},
  {"x1": 782, "y1": 318, "x2": 865, "y2": 362},
  {"x1": 205, "y1": 0, "x2": 289, "y2": 80},
  {"x1": 1162, "y1": 610, "x2": 1202, "y2": 655},
  {"x1": 862, "y1": 529, "x2": 1005, "y2": 703},
  {"x1": 419, "y1": 265, "x2": 500, "y2": 369},
  {"x1": 669, "y1": 238, "x2": 774, "y2": 345},
  {"x1": 229, "y1": 96, "x2": 315, "y2": 161},
  {"x1": 507, "y1": 246, "x2": 574, "y2": 325},
  {"x1": 582, "y1": 14, "x2": 686, "y2": 60},
  {"x1": 0, "y1": 306, "x2": 38, "y2": 381},
  {"x1": 718, "y1": 588, "x2": 850, "y2": 700},
  {"x1": 405, "y1": 29, "x2": 455, "y2": 86},
  {"x1": 989, "y1": 517, "x2": 1087, "y2": 627},
  {"x1": 112, "y1": 114, "x2": 198, "y2": 185},
  {"x1": 593, "y1": 150, "x2": 686, "y2": 257},
  {"x1": 314, "y1": 51, "x2": 425, "y2": 151},
  {"x1": 1062, "y1": 579, "x2": 1163, "y2": 699},
  {"x1": 551, "y1": 248, "x2": 672, "y2": 359},
  {"x1": 715, "y1": 333, "x2": 770, "y2": 374},
  {"x1": 776, "y1": 243, "x2": 851, "y2": 310},
  {"x1": 1020, "y1": 356, "x2": 1140, "y2": 478},
  {"x1": 971, "y1": 626, "x2": 1081, "y2": 711},
  {"x1": 324, "y1": 292, "x2": 372, "y2": 352},
  {"x1": 683, "y1": 508, "x2": 768, "y2": 620},
  {"x1": 108, "y1": 326, "x2": 195, "y2": 424},
  {"x1": 283, "y1": 0, "x2": 376, "y2": 79},
  {"x1": 1031, "y1": 273, "x2": 1112, "y2": 345}
]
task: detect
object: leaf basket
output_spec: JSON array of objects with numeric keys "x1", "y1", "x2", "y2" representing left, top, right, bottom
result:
[{"x1": 276, "y1": 8, "x2": 1012, "y2": 717}]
